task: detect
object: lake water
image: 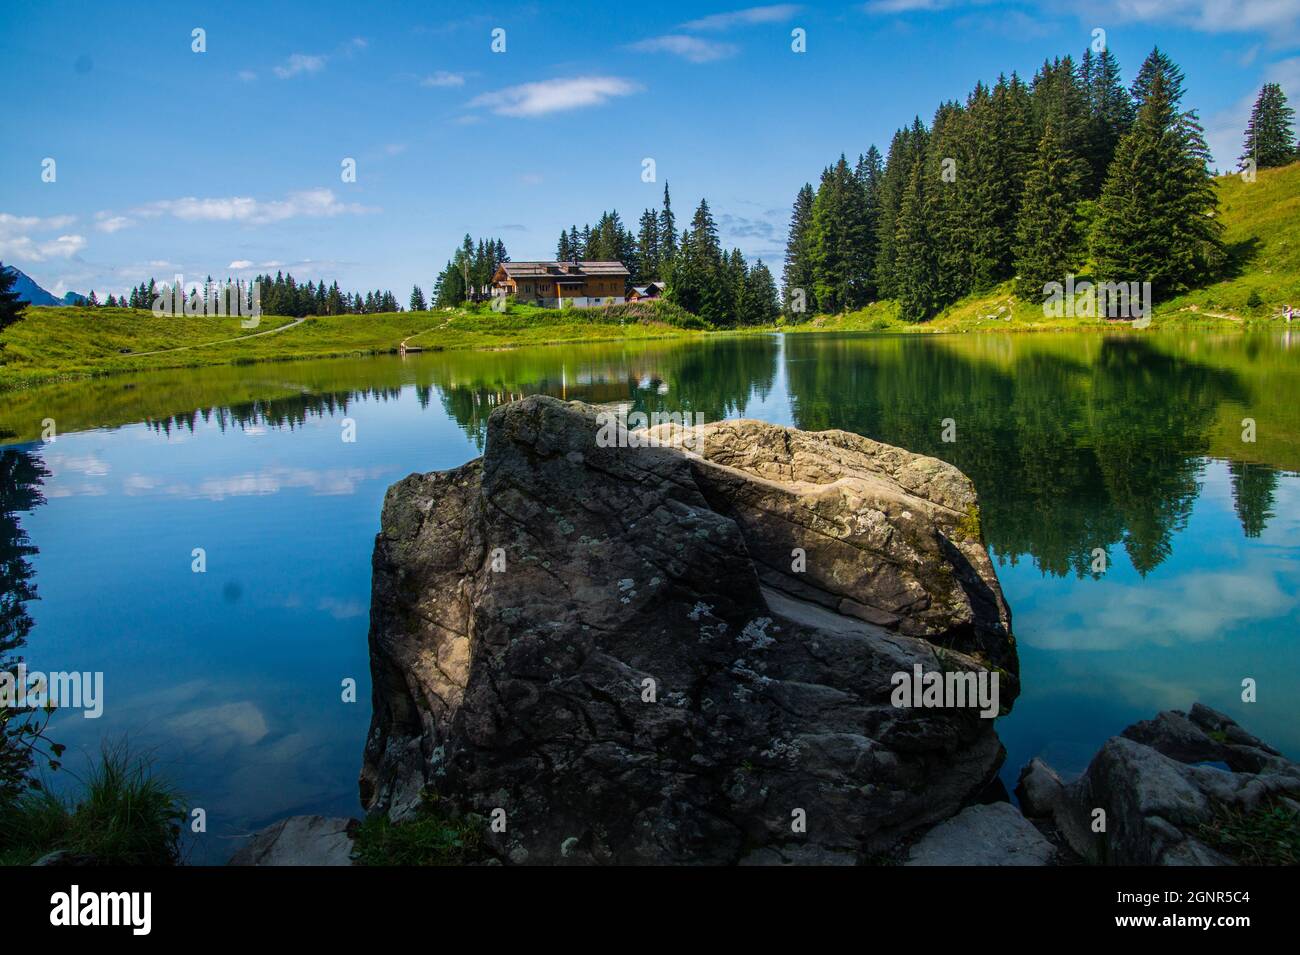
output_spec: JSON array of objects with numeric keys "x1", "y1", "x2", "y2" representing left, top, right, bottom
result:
[{"x1": 3, "y1": 330, "x2": 1298, "y2": 863}]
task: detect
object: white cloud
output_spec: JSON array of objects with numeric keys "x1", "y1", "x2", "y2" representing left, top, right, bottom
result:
[
  {"x1": 228, "y1": 259, "x2": 254, "y2": 269},
  {"x1": 95, "y1": 214, "x2": 132, "y2": 233},
  {"x1": 468, "y1": 76, "x2": 641, "y2": 118},
  {"x1": 237, "y1": 70, "x2": 257, "y2": 82},
  {"x1": 273, "y1": 53, "x2": 326, "y2": 79},
  {"x1": 421, "y1": 70, "x2": 466, "y2": 87},
  {"x1": 1063, "y1": 0, "x2": 1300, "y2": 32},
  {"x1": 683, "y1": 4, "x2": 803, "y2": 30},
  {"x1": 0, "y1": 214, "x2": 85, "y2": 261},
  {"x1": 628, "y1": 35, "x2": 739, "y2": 62},
  {"x1": 132, "y1": 188, "x2": 377, "y2": 225}
]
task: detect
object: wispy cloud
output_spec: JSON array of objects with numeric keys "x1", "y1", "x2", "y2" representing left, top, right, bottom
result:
[
  {"x1": 421, "y1": 70, "x2": 466, "y2": 87},
  {"x1": 128, "y1": 189, "x2": 377, "y2": 226},
  {"x1": 273, "y1": 53, "x2": 326, "y2": 79},
  {"x1": 0, "y1": 213, "x2": 85, "y2": 262},
  {"x1": 94, "y1": 213, "x2": 132, "y2": 233},
  {"x1": 628, "y1": 35, "x2": 739, "y2": 62},
  {"x1": 1057, "y1": 0, "x2": 1300, "y2": 33},
  {"x1": 682, "y1": 4, "x2": 802, "y2": 30},
  {"x1": 468, "y1": 76, "x2": 641, "y2": 118}
]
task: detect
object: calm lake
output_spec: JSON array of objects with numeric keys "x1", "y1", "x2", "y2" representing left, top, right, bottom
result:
[{"x1": 3, "y1": 329, "x2": 1298, "y2": 863}]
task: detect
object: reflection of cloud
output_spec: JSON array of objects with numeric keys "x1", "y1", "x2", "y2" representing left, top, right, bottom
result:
[
  {"x1": 43, "y1": 452, "x2": 110, "y2": 477},
  {"x1": 122, "y1": 465, "x2": 393, "y2": 500},
  {"x1": 318, "y1": 597, "x2": 365, "y2": 620},
  {"x1": 164, "y1": 701, "x2": 269, "y2": 749},
  {"x1": 1024, "y1": 558, "x2": 1298, "y2": 651}
]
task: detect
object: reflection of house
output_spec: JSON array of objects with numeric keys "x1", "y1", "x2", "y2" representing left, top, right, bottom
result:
[
  {"x1": 492, "y1": 260, "x2": 629, "y2": 309},
  {"x1": 627, "y1": 281, "x2": 665, "y2": 302}
]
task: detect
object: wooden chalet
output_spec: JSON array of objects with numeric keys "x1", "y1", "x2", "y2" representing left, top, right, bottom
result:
[{"x1": 491, "y1": 260, "x2": 630, "y2": 309}]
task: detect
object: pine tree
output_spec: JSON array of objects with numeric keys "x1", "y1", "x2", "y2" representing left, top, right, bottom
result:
[
  {"x1": 1014, "y1": 123, "x2": 1085, "y2": 301},
  {"x1": 893, "y1": 163, "x2": 938, "y2": 322},
  {"x1": 1081, "y1": 47, "x2": 1135, "y2": 195},
  {"x1": 1239, "y1": 83, "x2": 1297, "y2": 170},
  {"x1": 782, "y1": 183, "x2": 817, "y2": 313},
  {"x1": 410, "y1": 285, "x2": 427, "y2": 311},
  {"x1": 0, "y1": 262, "x2": 27, "y2": 337},
  {"x1": 744, "y1": 259, "x2": 780, "y2": 325},
  {"x1": 855, "y1": 146, "x2": 884, "y2": 301},
  {"x1": 658, "y1": 183, "x2": 677, "y2": 262},
  {"x1": 1091, "y1": 66, "x2": 1224, "y2": 299},
  {"x1": 637, "y1": 208, "x2": 660, "y2": 279},
  {"x1": 809, "y1": 155, "x2": 871, "y2": 312}
]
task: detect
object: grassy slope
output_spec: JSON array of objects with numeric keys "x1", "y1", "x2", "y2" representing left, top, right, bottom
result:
[
  {"x1": 790, "y1": 160, "x2": 1300, "y2": 335},
  {"x1": 0, "y1": 301, "x2": 700, "y2": 391}
]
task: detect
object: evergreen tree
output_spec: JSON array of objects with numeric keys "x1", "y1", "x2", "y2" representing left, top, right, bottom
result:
[
  {"x1": 855, "y1": 146, "x2": 884, "y2": 301},
  {"x1": 557, "y1": 230, "x2": 572, "y2": 261},
  {"x1": 0, "y1": 263, "x2": 27, "y2": 337},
  {"x1": 1081, "y1": 47, "x2": 1135, "y2": 195},
  {"x1": 1091, "y1": 66, "x2": 1224, "y2": 299},
  {"x1": 964, "y1": 74, "x2": 1035, "y2": 291},
  {"x1": 1014, "y1": 123, "x2": 1086, "y2": 301},
  {"x1": 782, "y1": 183, "x2": 817, "y2": 313},
  {"x1": 893, "y1": 163, "x2": 938, "y2": 322},
  {"x1": 809, "y1": 155, "x2": 871, "y2": 312},
  {"x1": 1239, "y1": 82, "x2": 1297, "y2": 170},
  {"x1": 409, "y1": 285, "x2": 427, "y2": 311},
  {"x1": 637, "y1": 208, "x2": 661, "y2": 278},
  {"x1": 658, "y1": 183, "x2": 677, "y2": 262},
  {"x1": 743, "y1": 259, "x2": 780, "y2": 325}
]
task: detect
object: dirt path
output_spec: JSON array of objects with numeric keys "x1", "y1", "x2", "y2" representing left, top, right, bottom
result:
[{"x1": 125, "y1": 317, "x2": 308, "y2": 358}]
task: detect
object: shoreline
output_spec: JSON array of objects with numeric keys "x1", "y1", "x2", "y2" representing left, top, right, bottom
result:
[{"x1": 0, "y1": 304, "x2": 1278, "y2": 396}]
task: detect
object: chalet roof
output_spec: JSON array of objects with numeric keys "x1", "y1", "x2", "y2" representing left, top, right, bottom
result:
[{"x1": 498, "y1": 260, "x2": 630, "y2": 279}]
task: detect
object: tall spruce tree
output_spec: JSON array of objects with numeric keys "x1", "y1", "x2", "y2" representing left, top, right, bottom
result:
[
  {"x1": 1238, "y1": 83, "x2": 1297, "y2": 170},
  {"x1": 1013, "y1": 123, "x2": 1085, "y2": 301},
  {"x1": 1090, "y1": 66, "x2": 1224, "y2": 299},
  {"x1": 893, "y1": 162, "x2": 938, "y2": 322},
  {"x1": 809, "y1": 155, "x2": 871, "y2": 313},
  {"x1": 409, "y1": 285, "x2": 427, "y2": 311},
  {"x1": 637, "y1": 208, "x2": 661, "y2": 278},
  {"x1": 782, "y1": 183, "x2": 817, "y2": 314},
  {"x1": 1081, "y1": 47, "x2": 1135, "y2": 195},
  {"x1": 658, "y1": 183, "x2": 677, "y2": 262},
  {"x1": 744, "y1": 259, "x2": 780, "y2": 325}
]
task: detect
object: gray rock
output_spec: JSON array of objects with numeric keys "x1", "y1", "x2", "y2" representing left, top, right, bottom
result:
[
  {"x1": 228, "y1": 815, "x2": 357, "y2": 866},
  {"x1": 905, "y1": 802, "x2": 1056, "y2": 866},
  {"x1": 361, "y1": 396, "x2": 1018, "y2": 864},
  {"x1": 1016, "y1": 706, "x2": 1300, "y2": 865}
]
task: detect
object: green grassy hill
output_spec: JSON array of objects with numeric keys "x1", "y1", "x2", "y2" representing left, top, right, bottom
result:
[
  {"x1": 794, "y1": 160, "x2": 1300, "y2": 334},
  {"x1": 0, "y1": 300, "x2": 699, "y2": 391}
]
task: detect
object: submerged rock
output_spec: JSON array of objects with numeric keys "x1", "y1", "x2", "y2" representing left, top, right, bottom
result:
[
  {"x1": 1017, "y1": 704, "x2": 1300, "y2": 865},
  {"x1": 361, "y1": 396, "x2": 1017, "y2": 864},
  {"x1": 228, "y1": 815, "x2": 358, "y2": 866}
]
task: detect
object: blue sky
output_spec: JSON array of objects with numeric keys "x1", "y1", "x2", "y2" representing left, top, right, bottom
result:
[{"x1": 2, "y1": 0, "x2": 1297, "y2": 300}]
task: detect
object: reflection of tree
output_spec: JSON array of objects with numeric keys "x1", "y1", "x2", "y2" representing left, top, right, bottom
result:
[
  {"x1": 144, "y1": 387, "x2": 406, "y2": 437},
  {"x1": 1229, "y1": 461, "x2": 1278, "y2": 538},
  {"x1": 783, "y1": 334, "x2": 1251, "y2": 578},
  {"x1": 0, "y1": 446, "x2": 49, "y2": 801},
  {"x1": 434, "y1": 337, "x2": 781, "y2": 448}
]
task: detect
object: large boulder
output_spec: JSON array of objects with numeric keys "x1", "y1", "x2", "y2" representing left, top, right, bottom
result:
[
  {"x1": 360, "y1": 396, "x2": 1017, "y2": 864},
  {"x1": 228, "y1": 816, "x2": 357, "y2": 866},
  {"x1": 1016, "y1": 704, "x2": 1300, "y2": 865}
]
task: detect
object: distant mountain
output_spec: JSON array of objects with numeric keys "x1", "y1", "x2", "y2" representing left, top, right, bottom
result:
[{"x1": 4, "y1": 266, "x2": 68, "y2": 306}]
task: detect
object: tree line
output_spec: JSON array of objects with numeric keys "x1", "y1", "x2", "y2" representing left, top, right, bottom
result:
[{"x1": 783, "y1": 46, "x2": 1294, "y2": 323}]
